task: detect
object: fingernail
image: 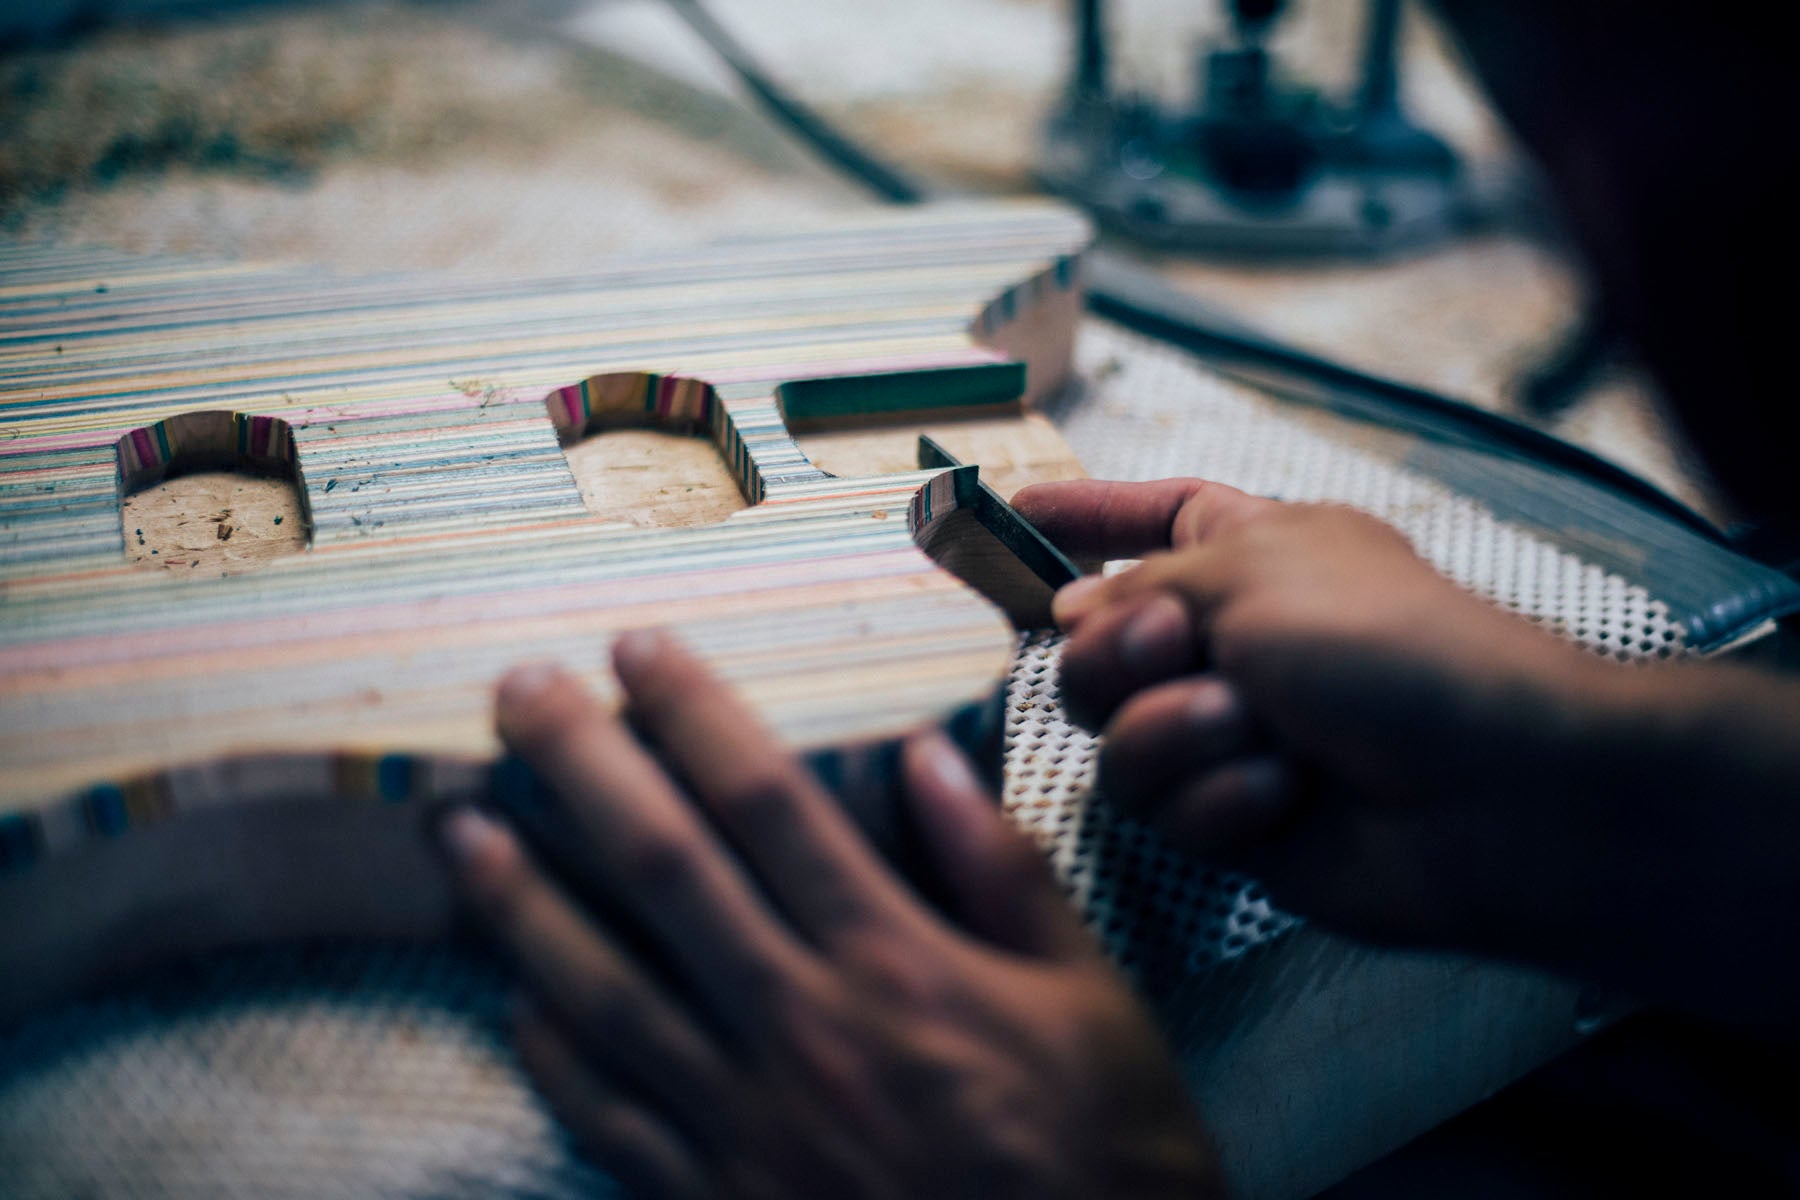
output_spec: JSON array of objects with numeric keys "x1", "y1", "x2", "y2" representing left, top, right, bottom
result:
[
  {"x1": 439, "y1": 806, "x2": 503, "y2": 870},
  {"x1": 1051, "y1": 576, "x2": 1106, "y2": 627},
  {"x1": 1186, "y1": 678, "x2": 1242, "y2": 729},
  {"x1": 1165, "y1": 757, "x2": 1295, "y2": 855},
  {"x1": 913, "y1": 732, "x2": 983, "y2": 797},
  {"x1": 497, "y1": 662, "x2": 563, "y2": 711},
  {"x1": 1119, "y1": 594, "x2": 1191, "y2": 677},
  {"x1": 612, "y1": 628, "x2": 668, "y2": 678}
]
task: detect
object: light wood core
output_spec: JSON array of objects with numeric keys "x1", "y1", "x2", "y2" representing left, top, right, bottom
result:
[
  {"x1": 122, "y1": 470, "x2": 308, "y2": 574},
  {"x1": 563, "y1": 428, "x2": 749, "y2": 528}
]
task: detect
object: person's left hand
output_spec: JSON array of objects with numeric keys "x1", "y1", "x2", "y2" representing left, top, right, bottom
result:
[{"x1": 439, "y1": 630, "x2": 1221, "y2": 1200}]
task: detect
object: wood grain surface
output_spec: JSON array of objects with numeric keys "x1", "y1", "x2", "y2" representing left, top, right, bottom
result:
[{"x1": 0, "y1": 202, "x2": 1090, "y2": 1020}]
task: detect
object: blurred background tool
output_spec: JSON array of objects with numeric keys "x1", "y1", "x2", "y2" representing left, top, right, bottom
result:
[
  {"x1": 644, "y1": 0, "x2": 1749, "y2": 556},
  {"x1": 1044, "y1": 0, "x2": 1465, "y2": 255}
]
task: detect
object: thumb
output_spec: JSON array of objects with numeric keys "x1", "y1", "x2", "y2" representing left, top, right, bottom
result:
[
  {"x1": 1012, "y1": 478, "x2": 1205, "y2": 560},
  {"x1": 1167, "y1": 479, "x2": 1278, "y2": 547},
  {"x1": 901, "y1": 733, "x2": 1095, "y2": 961}
]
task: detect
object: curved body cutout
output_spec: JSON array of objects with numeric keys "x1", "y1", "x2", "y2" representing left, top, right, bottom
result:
[
  {"x1": 118, "y1": 411, "x2": 301, "y2": 497},
  {"x1": 0, "y1": 202, "x2": 1091, "y2": 1023},
  {"x1": 116, "y1": 410, "x2": 310, "y2": 571}
]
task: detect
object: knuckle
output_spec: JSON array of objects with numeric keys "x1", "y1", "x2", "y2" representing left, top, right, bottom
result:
[
  {"x1": 1312, "y1": 501, "x2": 1400, "y2": 542},
  {"x1": 574, "y1": 974, "x2": 644, "y2": 1038},
  {"x1": 466, "y1": 840, "x2": 531, "y2": 923},
  {"x1": 839, "y1": 931, "x2": 947, "y2": 1008},
  {"x1": 715, "y1": 772, "x2": 799, "y2": 828},
  {"x1": 618, "y1": 829, "x2": 703, "y2": 896},
  {"x1": 1233, "y1": 515, "x2": 1289, "y2": 554},
  {"x1": 1176, "y1": 481, "x2": 1252, "y2": 538},
  {"x1": 750, "y1": 963, "x2": 824, "y2": 1046},
  {"x1": 738, "y1": 944, "x2": 815, "y2": 1016},
  {"x1": 1211, "y1": 605, "x2": 1275, "y2": 662},
  {"x1": 995, "y1": 829, "x2": 1055, "y2": 888},
  {"x1": 770, "y1": 982, "x2": 865, "y2": 1074},
  {"x1": 624, "y1": 669, "x2": 680, "y2": 720},
  {"x1": 628, "y1": 654, "x2": 707, "y2": 719},
  {"x1": 507, "y1": 691, "x2": 595, "y2": 759}
]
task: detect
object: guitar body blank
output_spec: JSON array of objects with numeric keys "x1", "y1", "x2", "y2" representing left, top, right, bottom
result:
[{"x1": 0, "y1": 203, "x2": 1092, "y2": 1023}]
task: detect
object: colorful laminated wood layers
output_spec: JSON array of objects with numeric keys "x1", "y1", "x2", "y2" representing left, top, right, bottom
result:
[{"x1": 0, "y1": 202, "x2": 1091, "y2": 1020}]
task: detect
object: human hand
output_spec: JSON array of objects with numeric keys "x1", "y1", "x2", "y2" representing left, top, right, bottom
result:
[
  {"x1": 440, "y1": 630, "x2": 1221, "y2": 1199},
  {"x1": 1012, "y1": 478, "x2": 1602, "y2": 948}
]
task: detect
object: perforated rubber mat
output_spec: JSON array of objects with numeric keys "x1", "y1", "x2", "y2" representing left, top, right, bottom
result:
[{"x1": 0, "y1": 318, "x2": 1707, "y2": 1199}]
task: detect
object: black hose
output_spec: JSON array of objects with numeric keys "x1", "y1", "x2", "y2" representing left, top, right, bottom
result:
[{"x1": 661, "y1": 0, "x2": 926, "y2": 205}]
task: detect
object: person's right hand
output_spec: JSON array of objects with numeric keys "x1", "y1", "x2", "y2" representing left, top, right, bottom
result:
[{"x1": 1012, "y1": 478, "x2": 1609, "y2": 951}]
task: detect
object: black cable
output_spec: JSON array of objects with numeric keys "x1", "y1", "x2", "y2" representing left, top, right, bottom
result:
[
  {"x1": 658, "y1": 0, "x2": 1732, "y2": 546},
  {"x1": 1074, "y1": 0, "x2": 1108, "y2": 99},
  {"x1": 661, "y1": 0, "x2": 925, "y2": 205}
]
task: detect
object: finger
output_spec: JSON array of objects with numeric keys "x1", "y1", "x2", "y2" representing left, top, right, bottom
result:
[
  {"x1": 1165, "y1": 479, "x2": 1279, "y2": 547},
  {"x1": 1051, "y1": 487, "x2": 1278, "y2": 630},
  {"x1": 1015, "y1": 478, "x2": 1275, "y2": 565},
  {"x1": 1098, "y1": 676, "x2": 1256, "y2": 812},
  {"x1": 1056, "y1": 591, "x2": 1201, "y2": 729},
  {"x1": 514, "y1": 999, "x2": 712, "y2": 1200},
  {"x1": 613, "y1": 629, "x2": 928, "y2": 947},
  {"x1": 1054, "y1": 540, "x2": 1240, "y2": 632},
  {"x1": 1154, "y1": 755, "x2": 1298, "y2": 862},
  {"x1": 495, "y1": 664, "x2": 816, "y2": 1035},
  {"x1": 440, "y1": 808, "x2": 732, "y2": 1136},
  {"x1": 901, "y1": 732, "x2": 1095, "y2": 961}
]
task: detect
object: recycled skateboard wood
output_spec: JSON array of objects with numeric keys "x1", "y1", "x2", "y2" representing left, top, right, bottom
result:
[{"x1": 0, "y1": 202, "x2": 1092, "y2": 1020}]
